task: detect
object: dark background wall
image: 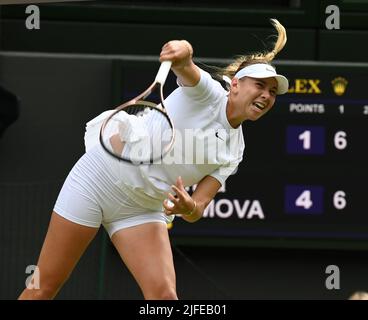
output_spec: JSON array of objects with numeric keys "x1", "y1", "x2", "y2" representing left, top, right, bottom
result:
[
  {"x1": 1, "y1": 0, "x2": 367, "y2": 61},
  {"x1": 1, "y1": 0, "x2": 368, "y2": 300}
]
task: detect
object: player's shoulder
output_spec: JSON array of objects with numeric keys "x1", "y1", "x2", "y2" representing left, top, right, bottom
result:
[{"x1": 195, "y1": 65, "x2": 229, "y2": 92}]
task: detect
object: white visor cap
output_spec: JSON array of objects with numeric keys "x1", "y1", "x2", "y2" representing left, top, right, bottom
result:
[{"x1": 234, "y1": 63, "x2": 289, "y2": 95}]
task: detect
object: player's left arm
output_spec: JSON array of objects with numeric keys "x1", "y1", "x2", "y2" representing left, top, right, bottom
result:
[
  {"x1": 163, "y1": 175, "x2": 221, "y2": 223},
  {"x1": 185, "y1": 175, "x2": 221, "y2": 222}
]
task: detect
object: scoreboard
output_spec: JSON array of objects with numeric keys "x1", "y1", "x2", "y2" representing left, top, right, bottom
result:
[{"x1": 116, "y1": 60, "x2": 368, "y2": 249}]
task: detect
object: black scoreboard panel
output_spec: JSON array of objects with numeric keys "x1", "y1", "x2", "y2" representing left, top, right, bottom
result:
[{"x1": 116, "y1": 61, "x2": 368, "y2": 249}]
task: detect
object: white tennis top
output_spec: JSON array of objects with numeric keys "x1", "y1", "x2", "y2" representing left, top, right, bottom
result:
[{"x1": 84, "y1": 68, "x2": 245, "y2": 204}]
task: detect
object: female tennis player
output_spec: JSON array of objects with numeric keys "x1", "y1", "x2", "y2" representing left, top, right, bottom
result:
[{"x1": 19, "y1": 19, "x2": 288, "y2": 300}]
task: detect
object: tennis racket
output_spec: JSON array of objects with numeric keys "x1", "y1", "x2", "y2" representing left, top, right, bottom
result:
[{"x1": 99, "y1": 61, "x2": 175, "y2": 164}]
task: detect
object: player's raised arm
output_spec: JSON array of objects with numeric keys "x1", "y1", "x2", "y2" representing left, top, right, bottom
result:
[{"x1": 159, "y1": 40, "x2": 200, "y2": 87}]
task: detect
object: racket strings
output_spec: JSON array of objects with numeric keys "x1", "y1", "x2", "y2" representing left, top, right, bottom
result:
[{"x1": 101, "y1": 103, "x2": 173, "y2": 164}]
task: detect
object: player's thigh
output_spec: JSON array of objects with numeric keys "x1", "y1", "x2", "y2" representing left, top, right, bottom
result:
[
  {"x1": 37, "y1": 212, "x2": 99, "y2": 288},
  {"x1": 111, "y1": 222, "x2": 176, "y2": 294}
]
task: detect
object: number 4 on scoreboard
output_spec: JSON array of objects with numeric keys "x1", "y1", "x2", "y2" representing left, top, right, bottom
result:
[
  {"x1": 295, "y1": 190, "x2": 313, "y2": 209},
  {"x1": 285, "y1": 185, "x2": 324, "y2": 214}
]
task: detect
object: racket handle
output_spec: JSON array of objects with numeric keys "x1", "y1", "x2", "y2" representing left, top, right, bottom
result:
[{"x1": 155, "y1": 61, "x2": 172, "y2": 85}]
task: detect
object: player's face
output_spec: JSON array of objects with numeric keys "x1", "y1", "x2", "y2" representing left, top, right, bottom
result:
[{"x1": 234, "y1": 77, "x2": 277, "y2": 121}]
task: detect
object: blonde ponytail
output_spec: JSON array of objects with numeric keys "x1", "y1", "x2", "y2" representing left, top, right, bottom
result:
[
  {"x1": 264, "y1": 19, "x2": 287, "y2": 61},
  {"x1": 219, "y1": 19, "x2": 287, "y2": 79}
]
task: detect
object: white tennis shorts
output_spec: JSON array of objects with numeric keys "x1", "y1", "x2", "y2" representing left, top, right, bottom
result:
[{"x1": 54, "y1": 144, "x2": 173, "y2": 238}]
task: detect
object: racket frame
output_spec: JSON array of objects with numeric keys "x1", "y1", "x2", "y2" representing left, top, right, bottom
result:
[{"x1": 99, "y1": 61, "x2": 175, "y2": 164}]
